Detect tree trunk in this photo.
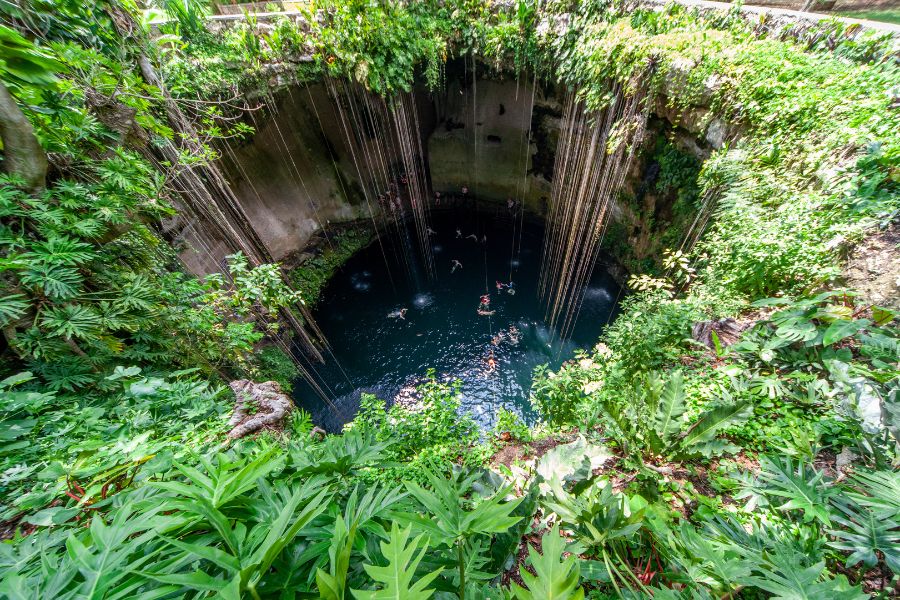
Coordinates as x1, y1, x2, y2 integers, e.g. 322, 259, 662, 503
0, 81, 47, 192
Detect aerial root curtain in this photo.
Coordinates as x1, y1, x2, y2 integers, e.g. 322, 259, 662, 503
324, 77, 436, 284
539, 81, 653, 340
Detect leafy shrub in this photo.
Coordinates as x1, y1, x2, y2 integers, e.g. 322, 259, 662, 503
254, 345, 299, 394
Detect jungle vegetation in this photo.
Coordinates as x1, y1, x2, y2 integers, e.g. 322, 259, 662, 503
0, 0, 898, 598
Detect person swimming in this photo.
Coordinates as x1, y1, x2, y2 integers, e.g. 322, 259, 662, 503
451, 259, 463, 273
426, 226, 437, 236
456, 228, 462, 238
482, 234, 487, 243
485, 351, 497, 373
496, 280, 507, 291
477, 294, 493, 316
506, 281, 516, 295
466, 233, 478, 242
388, 308, 408, 320
507, 325, 521, 345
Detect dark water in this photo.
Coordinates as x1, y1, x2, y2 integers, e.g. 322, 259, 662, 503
293, 207, 622, 431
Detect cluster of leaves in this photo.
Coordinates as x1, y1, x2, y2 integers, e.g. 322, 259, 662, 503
252, 345, 300, 394
349, 371, 485, 483
729, 291, 900, 462
0, 416, 537, 599
549, 0, 899, 304
0, 368, 228, 523
2, 1, 900, 598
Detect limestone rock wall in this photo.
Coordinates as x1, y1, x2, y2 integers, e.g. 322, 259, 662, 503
217, 84, 369, 262
175, 63, 734, 277
427, 73, 557, 213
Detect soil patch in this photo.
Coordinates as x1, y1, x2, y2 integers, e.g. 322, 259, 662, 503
843, 222, 900, 311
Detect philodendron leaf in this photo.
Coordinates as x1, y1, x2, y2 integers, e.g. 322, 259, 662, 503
511, 524, 584, 600
680, 400, 751, 451
536, 436, 611, 492
351, 523, 442, 600
654, 371, 686, 444
823, 319, 868, 346
828, 498, 900, 573
753, 456, 835, 525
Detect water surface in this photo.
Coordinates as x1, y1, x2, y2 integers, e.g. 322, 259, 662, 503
293, 207, 621, 430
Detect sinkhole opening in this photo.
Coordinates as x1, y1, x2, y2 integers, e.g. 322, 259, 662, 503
292, 207, 623, 432
209, 57, 716, 432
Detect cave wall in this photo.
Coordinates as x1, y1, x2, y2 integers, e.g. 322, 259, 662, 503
427, 73, 556, 213
172, 61, 736, 277
217, 84, 371, 262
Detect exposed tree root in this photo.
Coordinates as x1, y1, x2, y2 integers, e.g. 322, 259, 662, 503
227, 380, 293, 439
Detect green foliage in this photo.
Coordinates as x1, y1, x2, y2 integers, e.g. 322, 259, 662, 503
625, 371, 751, 460
511, 524, 584, 600
399, 468, 523, 598
351, 523, 443, 600
3, 2, 900, 599
253, 345, 300, 393
492, 407, 532, 443
350, 372, 482, 480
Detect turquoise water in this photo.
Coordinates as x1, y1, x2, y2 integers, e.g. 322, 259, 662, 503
293, 207, 622, 431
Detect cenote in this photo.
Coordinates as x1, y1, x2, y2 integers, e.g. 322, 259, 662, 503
294, 207, 623, 431
7, 0, 900, 596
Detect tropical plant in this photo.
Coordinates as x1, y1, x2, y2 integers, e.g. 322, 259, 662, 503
511, 524, 584, 600
542, 480, 645, 593
351, 523, 443, 600
399, 469, 523, 598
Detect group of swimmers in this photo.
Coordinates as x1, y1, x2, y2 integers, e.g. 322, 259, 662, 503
492, 325, 521, 347
455, 229, 487, 244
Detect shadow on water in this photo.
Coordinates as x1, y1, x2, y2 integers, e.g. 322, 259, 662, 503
292, 206, 622, 431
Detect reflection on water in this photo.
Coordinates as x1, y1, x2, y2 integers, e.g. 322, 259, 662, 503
293, 209, 622, 431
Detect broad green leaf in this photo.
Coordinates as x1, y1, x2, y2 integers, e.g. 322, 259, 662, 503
680, 401, 751, 448
511, 524, 583, 599
654, 371, 686, 443
351, 523, 442, 600
823, 319, 868, 346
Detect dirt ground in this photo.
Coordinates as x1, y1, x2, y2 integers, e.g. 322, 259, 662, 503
843, 222, 900, 311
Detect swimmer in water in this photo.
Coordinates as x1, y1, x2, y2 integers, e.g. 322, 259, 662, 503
461, 185, 469, 195
482, 234, 487, 244
506, 281, 516, 295
388, 308, 408, 320
477, 308, 496, 316
456, 228, 462, 238
451, 259, 463, 273
479, 294, 490, 308
496, 280, 507, 291
486, 351, 497, 373
507, 325, 521, 345
426, 226, 437, 236
466, 233, 478, 242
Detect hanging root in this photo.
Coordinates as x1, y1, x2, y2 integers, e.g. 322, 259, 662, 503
227, 380, 294, 439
